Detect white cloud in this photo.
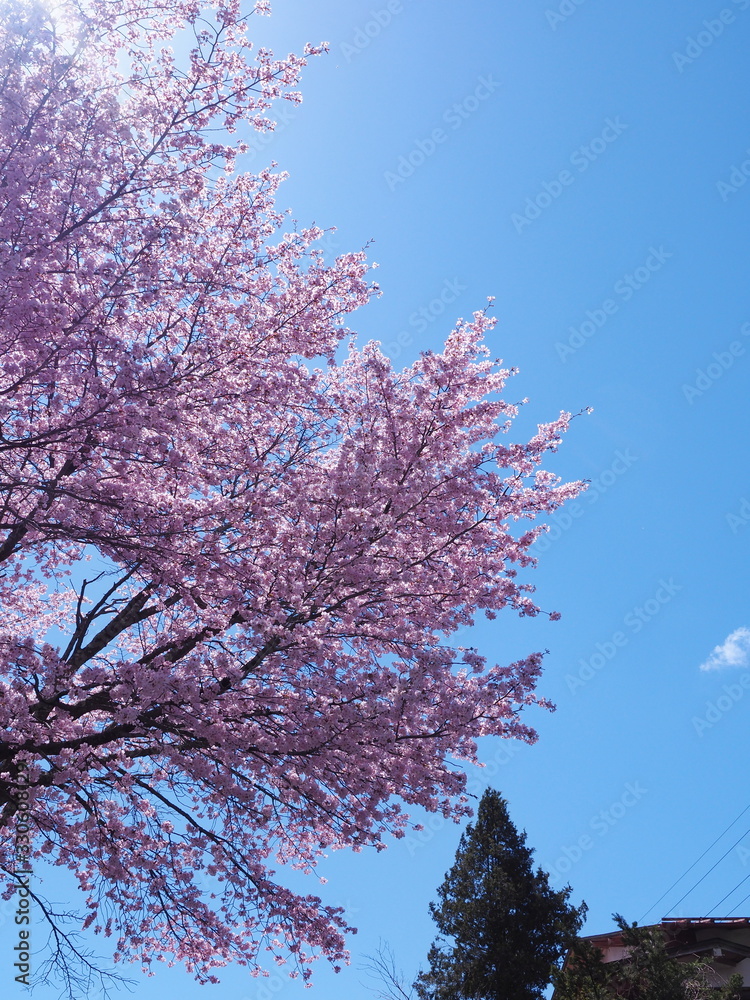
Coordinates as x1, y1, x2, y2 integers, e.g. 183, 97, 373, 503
699, 627, 750, 671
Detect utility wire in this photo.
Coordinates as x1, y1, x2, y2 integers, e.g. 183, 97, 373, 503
727, 888, 750, 917
665, 824, 750, 916
707, 871, 750, 916
640, 800, 750, 922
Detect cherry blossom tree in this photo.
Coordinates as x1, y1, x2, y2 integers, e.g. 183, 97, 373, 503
0, 0, 584, 991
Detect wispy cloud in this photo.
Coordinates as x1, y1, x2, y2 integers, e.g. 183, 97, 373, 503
699, 627, 750, 671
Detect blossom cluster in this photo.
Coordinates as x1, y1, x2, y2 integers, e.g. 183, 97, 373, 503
0, 0, 583, 986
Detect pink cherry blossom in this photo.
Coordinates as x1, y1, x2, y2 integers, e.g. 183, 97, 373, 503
0, 0, 585, 988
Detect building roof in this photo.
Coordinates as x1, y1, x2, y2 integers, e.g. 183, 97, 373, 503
582, 917, 750, 947
554, 917, 750, 999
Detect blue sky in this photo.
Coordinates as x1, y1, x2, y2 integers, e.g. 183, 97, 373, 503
5, 0, 750, 997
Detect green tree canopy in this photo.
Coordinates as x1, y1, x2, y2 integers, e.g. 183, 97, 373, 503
415, 788, 586, 1000
552, 915, 744, 1000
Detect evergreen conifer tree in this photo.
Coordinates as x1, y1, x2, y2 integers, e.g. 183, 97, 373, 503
415, 789, 586, 1000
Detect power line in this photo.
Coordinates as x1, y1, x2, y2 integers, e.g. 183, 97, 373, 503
727, 888, 750, 916
640, 800, 750, 922
707, 871, 750, 916
665, 823, 750, 916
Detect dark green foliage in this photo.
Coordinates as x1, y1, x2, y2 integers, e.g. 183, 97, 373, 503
414, 789, 586, 1000
551, 937, 611, 1000
552, 915, 744, 1000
